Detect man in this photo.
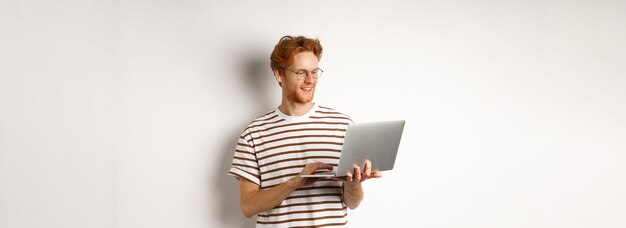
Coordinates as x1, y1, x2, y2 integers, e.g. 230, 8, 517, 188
228, 35, 382, 227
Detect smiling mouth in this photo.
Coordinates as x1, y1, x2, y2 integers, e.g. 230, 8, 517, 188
302, 87, 313, 91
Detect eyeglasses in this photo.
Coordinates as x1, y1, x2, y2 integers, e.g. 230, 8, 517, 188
284, 68, 323, 80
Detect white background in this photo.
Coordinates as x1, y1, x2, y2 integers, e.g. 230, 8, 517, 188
1, 0, 625, 227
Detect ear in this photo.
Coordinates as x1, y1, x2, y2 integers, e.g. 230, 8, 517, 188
273, 69, 283, 87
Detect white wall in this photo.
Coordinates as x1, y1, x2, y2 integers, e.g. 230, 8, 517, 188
1, 0, 625, 227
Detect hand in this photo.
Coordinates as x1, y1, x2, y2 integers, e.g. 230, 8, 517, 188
343, 160, 383, 185
293, 162, 334, 187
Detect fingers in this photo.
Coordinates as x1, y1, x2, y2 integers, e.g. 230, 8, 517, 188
317, 163, 334, 171
301, 162, 334, 176
345, 160, 382, 184
346, 173, 353, 182
353, 164, 362, 182
309, 162, 332, 171
297, 162, 334, 187
362, 160, 372, 179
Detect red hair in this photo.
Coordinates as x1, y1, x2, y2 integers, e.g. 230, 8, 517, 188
270, 35, 323, 71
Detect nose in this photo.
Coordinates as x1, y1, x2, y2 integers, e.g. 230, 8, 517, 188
303, 72, 315, 83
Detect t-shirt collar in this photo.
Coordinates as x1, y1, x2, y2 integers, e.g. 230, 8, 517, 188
275, 102, 318, 123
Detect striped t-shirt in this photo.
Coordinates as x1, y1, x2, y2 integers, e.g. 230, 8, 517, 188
229, 104, 354, 227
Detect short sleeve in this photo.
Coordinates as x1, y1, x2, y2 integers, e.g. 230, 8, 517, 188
228, 131, 261, 186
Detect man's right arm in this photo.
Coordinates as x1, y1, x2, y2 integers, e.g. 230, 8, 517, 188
239, 162, 333, 218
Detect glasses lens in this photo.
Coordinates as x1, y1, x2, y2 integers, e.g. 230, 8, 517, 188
313, 69, 323, 78
297, 71, 307, 80
290, 68, 323, 79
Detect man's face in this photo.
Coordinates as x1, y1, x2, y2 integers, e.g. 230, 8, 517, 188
276, 51, 319, 104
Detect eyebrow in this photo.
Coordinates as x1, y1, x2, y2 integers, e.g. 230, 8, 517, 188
293, 68, 320, 71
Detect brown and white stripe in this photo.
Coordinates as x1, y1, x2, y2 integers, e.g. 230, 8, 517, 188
229, 104, 354, 227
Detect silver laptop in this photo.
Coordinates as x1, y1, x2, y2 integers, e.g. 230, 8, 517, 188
301, 120, 405, 178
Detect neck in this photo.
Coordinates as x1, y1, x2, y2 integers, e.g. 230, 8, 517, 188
278, 100, 314, 116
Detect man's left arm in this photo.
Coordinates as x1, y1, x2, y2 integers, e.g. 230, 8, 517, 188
342, 160, 382, 209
